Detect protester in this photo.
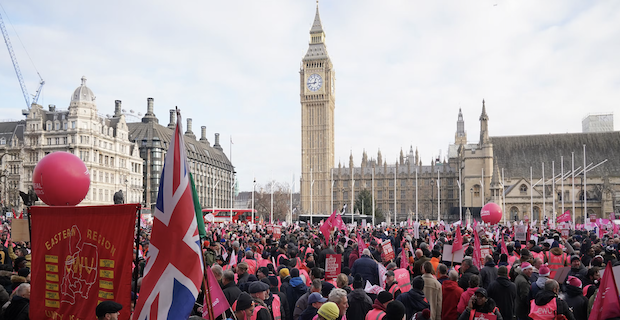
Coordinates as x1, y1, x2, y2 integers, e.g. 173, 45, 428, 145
396, 276, 430, 320
294, 279, 322, 320
515, 262, 533, 320
3, 283, 30, 320
479, 255, 498, 289
328, 288, 349, 320
300, 292, 327, 320
487, 265, 516, 320
441, 270, 463, 320
383, 300, 406, 320
529, 279, 575, 320
457, 274, 479, 314
346, 275, 372, 320
421, 261, 441, 320
457, 288, 503, 320
560, 276, 588, 320
351, 249, 379, 286
457, 258, 479, 292
317, 302, 340, 320
365, 291, 392, 320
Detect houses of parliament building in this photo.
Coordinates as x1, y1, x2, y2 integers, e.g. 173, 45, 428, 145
300, 5, 620, 223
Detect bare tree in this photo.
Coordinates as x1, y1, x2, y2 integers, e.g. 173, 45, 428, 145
254, 182, 293, 222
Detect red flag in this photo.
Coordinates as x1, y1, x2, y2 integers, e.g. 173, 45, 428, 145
320, 210, 337, 245
472, 221, 482, 269
556, 210, 571, 223
334, 213, 347, 231
452, 225, 463, 253
500, 236, 508, 255
526, 224, 531, 242
400, 244, 409, 269
589, 263, 620, 320
202, 266, 231, 319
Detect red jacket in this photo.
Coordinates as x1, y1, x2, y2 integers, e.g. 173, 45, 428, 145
442, 280, 464, 320
457, 287, 477, 314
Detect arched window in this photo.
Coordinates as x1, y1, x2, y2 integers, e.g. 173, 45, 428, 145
510, 206, 519, 221
473, 184, 481, 197
520, 184, 528, 195
533, 206, 540, 221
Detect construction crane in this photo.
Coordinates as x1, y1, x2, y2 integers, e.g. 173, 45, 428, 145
0, 10, 44, 115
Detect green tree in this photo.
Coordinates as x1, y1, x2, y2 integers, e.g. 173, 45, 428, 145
355, 189, 384, 223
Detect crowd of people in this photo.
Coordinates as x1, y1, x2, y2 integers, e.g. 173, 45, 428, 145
129, 220, 619, 320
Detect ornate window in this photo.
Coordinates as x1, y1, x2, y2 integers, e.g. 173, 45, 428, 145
520, 184, 528, 195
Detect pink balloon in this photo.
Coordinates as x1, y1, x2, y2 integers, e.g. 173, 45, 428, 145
33, 152, 90, 206
481, 202, 502, 224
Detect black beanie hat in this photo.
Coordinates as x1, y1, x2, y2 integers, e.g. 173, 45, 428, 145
353, 274, 364, 289
378, 291, 393, 304
412, 276, 424, 290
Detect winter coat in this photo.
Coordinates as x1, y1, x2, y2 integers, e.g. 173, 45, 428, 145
349, 250, 359, 269
457, 265, 480, 292
487, 276, 516, 320
532, 290, 575, 320
351, 255, 380, 286
421, 274, 442, 320
395, 288, 430, 320
412, 256, 429, 278
457, 297, 503, 320
560, 285, 588, 320
529, 276, 547, 301
346, 288, 373, 320
479, 261, 498, 289
299, 305, 319, 320
293, 290, 312, 320
222, 281, 242, 307
238, 272, 250, 285
287, 276, 309, 319
457, 287, 477, 314
514, 272, 531, 320
3, 296, 29, 320
441, 280, 463, 320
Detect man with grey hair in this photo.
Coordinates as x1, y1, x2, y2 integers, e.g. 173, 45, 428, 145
4, 283, 30, 319
479, 255, 498, 289
221, 270, 242, 307
441, 270, 463, 320
458, 258, 479, 292
351, 249, 379, 285
529, 279, 575, 320
413, 249, 429, 278
436, 263, 449, 284
211, 264, 223, 282
328, 288, 349, 320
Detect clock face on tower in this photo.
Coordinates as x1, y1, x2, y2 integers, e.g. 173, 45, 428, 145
307, 73, 323, 92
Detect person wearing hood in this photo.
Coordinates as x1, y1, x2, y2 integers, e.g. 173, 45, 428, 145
294, 279, 322, 320
529, 264, 549, 300
365, 291, 393, 320
515, 262, 533, 320
300, 292, 328, 320
559, 276, 587, 320
288, 268, 309, 319
383, 300, 406, 320
543, 242, 568, 279
479, 255, 498, 289
351, 249, 380, 286
457, 288, 503, 320
488, 266, 516, 320
396, 276, 430, 320
457, 258, 479, 292
441, 270, 463, 320
457, 274, 480, 314
346, 275, 373, 320
529, 279, 575, 320
250, 281, 275, 320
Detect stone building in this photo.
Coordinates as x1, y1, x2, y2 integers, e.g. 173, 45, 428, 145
128, 107, 235, 211
333, 101, 620, 224
0, 77, 144, 210
300, 4, 336, 216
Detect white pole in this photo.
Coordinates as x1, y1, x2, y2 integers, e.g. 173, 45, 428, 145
481, 168, 484, 206
290, 175, 294, 224
394, 167, 397, 224
331, 170, 334, 214
230, 172, 234, 222
572, 152, 575, 226
310, 168, 313, 224
501, 168, 506, 225
561, 156, 564, 214
352, 173, 355, 223
437, 169, 440, 222
213, 179, 220, 209
583, 145, 587, 225
552, 162, 555, 225
372, 167, 375, 226
542, 162, 545, 220
530, 166, 534, 220
270, 175, 274, 224
415, 168, 418, 222
252, 178, 256, 223
458, 166, 462, 222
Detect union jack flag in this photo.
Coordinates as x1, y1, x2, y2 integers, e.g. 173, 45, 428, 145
132, 110, 204, 320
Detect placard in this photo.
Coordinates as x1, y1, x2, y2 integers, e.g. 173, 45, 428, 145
515, 225, 527, 242
325, 254, 341, 279
267, 225, 273, 233
273, 226, 282, 239
480, 245, 492, 259
561, 229, 569, 239
11, 219, 30, 242
442, 244, 466, 263
362, 219, 367, 228
530, 235, 539, 244
381, 240, 395, 261
554, 267, 571, 283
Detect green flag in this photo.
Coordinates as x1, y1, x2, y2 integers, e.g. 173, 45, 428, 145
190, 172, 207, 238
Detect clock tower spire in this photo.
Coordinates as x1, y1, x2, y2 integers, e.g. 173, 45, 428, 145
300, 3, 336, 217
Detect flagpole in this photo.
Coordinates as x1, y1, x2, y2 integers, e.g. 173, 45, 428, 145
202, 264, 215, 320
501, 168, 506, 225
437, 169, 440, 223
572, 152, 575, 226
291, 174, 294, 225
270, 174, 274, 224
561, 156, 564, 215
583, 144, 587, 226
372, 167, 375, 227
542, 162, 545, 221
394, 166, 397, 225
552, 161, 555, 225
252, 177, 256, 224
458, 165, 462, 223
415, 167, 418, 222
530, 167, 534, 221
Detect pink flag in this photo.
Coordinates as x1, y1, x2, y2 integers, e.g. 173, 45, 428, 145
589, 263, 620, 320
614, 223, 619, 237
228, 249, 237, 268
320, 210, 337, 244
400, 244, 409, 269
357, 232, 365, 257
472, 221, 482, 269
500, 235, 508, 255
334, 213, 347, 231
202, 266, 231, 319
452, 226, 463, 253
556, 210, 571, 223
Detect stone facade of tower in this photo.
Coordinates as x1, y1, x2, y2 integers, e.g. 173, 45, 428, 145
300, 5, 335, 216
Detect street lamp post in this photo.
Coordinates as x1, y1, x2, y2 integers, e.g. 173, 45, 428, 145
125, 178, 129, 203
252, 178, 256, 224
212, 178, 221, 210
470, 187, 473, 210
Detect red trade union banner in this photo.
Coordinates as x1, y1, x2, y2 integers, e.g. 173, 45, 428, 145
273, 226, 282, 239
30, 204, 137, 320
381, 240, 395, 261
325, 254, 341, 279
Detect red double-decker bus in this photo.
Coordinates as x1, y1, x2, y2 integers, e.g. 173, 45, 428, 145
201, 208, 257, 224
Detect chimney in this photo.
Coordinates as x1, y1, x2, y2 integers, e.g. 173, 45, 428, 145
167, 109, 176, 129
141, 97, 159, 124
114, 100, 122, 117
199, 126, 210, 145
48, 104, 56, 112
185, 118, 196, 139
214, 133, 223, 151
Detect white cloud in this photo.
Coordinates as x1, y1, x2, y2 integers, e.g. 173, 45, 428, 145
0, 0, 619, 191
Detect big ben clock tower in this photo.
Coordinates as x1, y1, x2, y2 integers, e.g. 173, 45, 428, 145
301, 3, 335, 219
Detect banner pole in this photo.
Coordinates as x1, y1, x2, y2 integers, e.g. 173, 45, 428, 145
133, 205, 141, 301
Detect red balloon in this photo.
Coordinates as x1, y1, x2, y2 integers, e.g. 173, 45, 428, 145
33, 152, 90, 206
481, 202, 503, 224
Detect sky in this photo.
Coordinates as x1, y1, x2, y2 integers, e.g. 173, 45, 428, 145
1, 0, 619, 192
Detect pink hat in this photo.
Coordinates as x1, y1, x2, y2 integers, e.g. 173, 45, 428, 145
567, 276, 582, 288
521, 262, 533, 270
538, 264, 550, 277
